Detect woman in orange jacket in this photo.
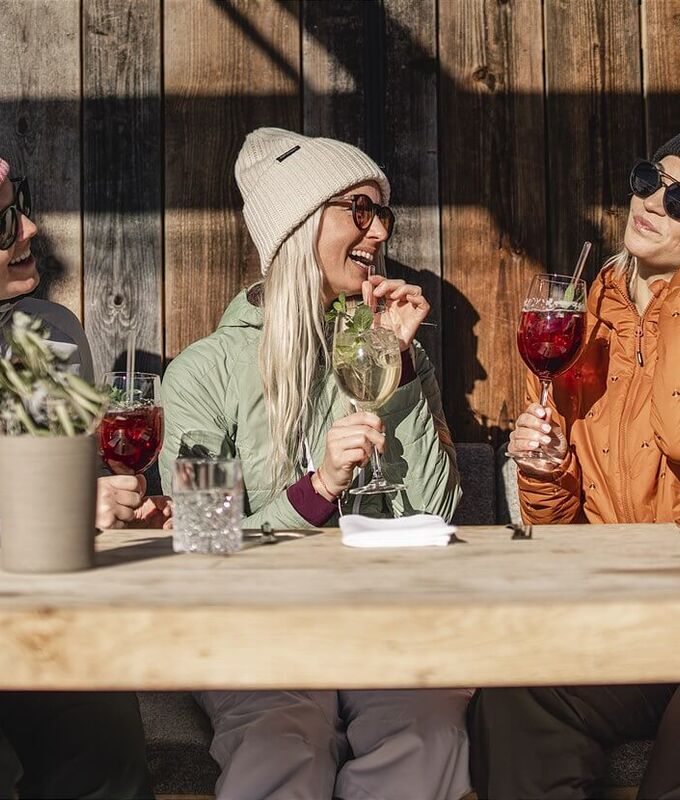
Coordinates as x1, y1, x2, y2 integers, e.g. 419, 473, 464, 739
468, 135, 680, 798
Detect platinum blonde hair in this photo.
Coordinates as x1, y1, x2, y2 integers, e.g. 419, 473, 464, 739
259, 203, 387, 493
605, 245, 638, 300
259, 207, 328, 493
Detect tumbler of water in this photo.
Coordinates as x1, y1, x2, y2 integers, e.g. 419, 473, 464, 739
171, 458, 243, 555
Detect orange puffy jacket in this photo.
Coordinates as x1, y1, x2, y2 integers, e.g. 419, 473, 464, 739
519, 264, 680, 524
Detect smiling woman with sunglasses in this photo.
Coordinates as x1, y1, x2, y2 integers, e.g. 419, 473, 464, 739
470, 134, 680, 799
160, 127, 468, 800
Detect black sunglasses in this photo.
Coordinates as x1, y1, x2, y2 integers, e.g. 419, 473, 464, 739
629, 160, 680, 220
326, 193, 395, 240
0, 177, 32, 251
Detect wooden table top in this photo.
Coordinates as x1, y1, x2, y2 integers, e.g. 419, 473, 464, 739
1, 523, 680, 690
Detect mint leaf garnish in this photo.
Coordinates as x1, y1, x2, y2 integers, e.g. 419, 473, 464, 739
349, 304, 373, 334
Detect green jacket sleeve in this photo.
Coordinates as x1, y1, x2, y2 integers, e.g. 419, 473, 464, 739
160, 346, 321, 531
379, 341, 462, 522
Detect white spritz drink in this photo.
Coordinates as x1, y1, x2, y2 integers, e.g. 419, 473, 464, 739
331, 297, 405, 495
333, 328, 401, 410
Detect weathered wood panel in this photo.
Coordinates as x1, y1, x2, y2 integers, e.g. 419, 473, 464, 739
439, 0, 546, 446
383, 0, 442, 380
642, 0, 680, 154
302, 0, 366, 146
0, 0, 81, 316
545, 0, 643, 282
163, 0, 301, 360
0, 0, 670, 446
82, 0, 163, 378
303, 0, 442, 378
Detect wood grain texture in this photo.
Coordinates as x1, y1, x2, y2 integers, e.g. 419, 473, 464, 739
1, 525, 680, 689
302, 0, 366, 146
439, 0, 546, 447
642, 0, 680, 152
545, 0, 643, 282
383, 0, 442, 380
0, 0, 81, 315
163, 0, 300, 360
303, 0, 443, 378
82, 0, 163, 378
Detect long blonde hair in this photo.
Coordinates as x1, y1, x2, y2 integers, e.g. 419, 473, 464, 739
259, 207, 329, 493
259, 206, 388, 492
605, 245, 638, 300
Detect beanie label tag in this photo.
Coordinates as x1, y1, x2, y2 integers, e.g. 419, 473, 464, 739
276, 145, 300, 162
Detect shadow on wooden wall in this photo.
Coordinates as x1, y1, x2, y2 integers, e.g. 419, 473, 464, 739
2, 0, 679, 450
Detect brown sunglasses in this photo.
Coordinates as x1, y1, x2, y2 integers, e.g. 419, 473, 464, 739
326, 193, 395, 239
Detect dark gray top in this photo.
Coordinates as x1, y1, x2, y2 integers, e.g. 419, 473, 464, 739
0, 296, 93, 382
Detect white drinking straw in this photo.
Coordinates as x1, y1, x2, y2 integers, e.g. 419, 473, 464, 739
571, 241, 592, 285
125, 328, 136, 405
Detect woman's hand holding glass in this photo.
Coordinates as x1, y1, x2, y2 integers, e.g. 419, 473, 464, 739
508, 403, 569, 476
312, 411, 386, 500
362, 275, 430, 350
96, 474, 173, 530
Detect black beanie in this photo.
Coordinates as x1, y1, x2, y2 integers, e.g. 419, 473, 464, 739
653, 133, 680, 162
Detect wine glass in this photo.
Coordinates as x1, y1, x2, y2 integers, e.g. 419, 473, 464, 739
516, 273, 587, 462
332, 304, 405, 494
98, 372, 164, 475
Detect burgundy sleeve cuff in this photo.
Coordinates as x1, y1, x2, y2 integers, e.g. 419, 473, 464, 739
286, 472, 337, 527
398, 348, 417, 387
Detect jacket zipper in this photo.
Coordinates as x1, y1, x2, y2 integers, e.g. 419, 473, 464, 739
634, 325, 644, 367
612, 283, 650, 522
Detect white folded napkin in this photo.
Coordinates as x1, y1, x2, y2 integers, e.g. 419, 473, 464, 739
339, 513, 456, 548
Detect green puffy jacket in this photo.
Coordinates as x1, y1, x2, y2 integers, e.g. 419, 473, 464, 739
160, 289, 461, 527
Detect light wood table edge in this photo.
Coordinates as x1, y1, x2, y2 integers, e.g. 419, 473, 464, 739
1, 597, 680, 690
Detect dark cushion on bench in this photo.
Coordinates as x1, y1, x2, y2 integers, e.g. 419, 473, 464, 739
452, 443, 495, 525
607, 739, 653, 788
138, 691, 218, 795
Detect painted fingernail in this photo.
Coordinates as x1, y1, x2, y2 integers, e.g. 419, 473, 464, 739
529, 440, 539, 448
542, 424, 551, 433
541, 435, 551, 444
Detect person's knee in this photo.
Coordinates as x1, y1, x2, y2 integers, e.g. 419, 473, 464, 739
469, 687, 535, 731
210, 692, 342, 767
71, 696, 153, 800
39, 737, 152, 800
252, 696, 338, 750
88, 746, 153, 800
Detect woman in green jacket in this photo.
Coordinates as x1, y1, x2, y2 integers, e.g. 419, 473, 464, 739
161, 128, 469, 800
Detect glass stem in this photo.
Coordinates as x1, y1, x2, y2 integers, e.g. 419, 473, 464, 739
371, 446, 385, 481
539, 379, 551, 407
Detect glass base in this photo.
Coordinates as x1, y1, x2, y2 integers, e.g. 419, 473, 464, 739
512, 449, 563, 468
350, 478, 406, 496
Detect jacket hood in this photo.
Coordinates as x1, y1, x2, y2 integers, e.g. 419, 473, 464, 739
588, 265, 638, 332
216, 287, 263, 331
589, 264, 670, 333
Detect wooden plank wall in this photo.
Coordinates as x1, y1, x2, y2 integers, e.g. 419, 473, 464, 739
1, 0, 680, 448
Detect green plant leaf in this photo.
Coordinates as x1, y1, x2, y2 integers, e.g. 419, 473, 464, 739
349, 304, 374, 333
326, 293, 348, 324
0, 312, 109, 436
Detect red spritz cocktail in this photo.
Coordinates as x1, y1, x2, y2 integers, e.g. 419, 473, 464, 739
515, 274, 587, 462
98, 372, 163, 475
517, 309, 586, 381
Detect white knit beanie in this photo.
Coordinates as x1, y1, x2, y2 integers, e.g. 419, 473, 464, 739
235, 128, 390, 275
